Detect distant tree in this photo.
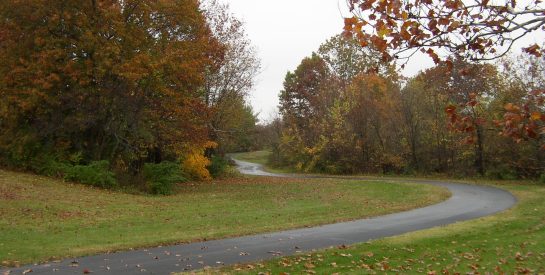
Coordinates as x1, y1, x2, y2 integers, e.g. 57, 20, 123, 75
317, 35, 383, 84
279, 53, 333, 137
201, 0, 261, 153
212, 95, 258, 153
433, 60, 503, 174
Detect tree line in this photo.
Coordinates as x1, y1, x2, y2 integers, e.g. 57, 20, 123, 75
268, 34, 544, 179
0, 0, 260, 193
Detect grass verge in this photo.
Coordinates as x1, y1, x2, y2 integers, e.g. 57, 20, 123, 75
197, 182, 545, 274
0, 169, 449, 267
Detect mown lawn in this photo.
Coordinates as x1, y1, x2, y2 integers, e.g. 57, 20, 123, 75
201, 182, 545, 274
0, 169, 449, 267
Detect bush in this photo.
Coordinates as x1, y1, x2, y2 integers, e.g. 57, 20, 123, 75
540, 173, 545, 185
207, 155, 229, 178
143, 162, 187, 195
485, 166, 518, 180
30, 156, 70, 177
64, 160, 117, 188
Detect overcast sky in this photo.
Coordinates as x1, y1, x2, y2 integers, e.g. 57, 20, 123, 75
225, 0, 544, 122
226, 0, 359, 122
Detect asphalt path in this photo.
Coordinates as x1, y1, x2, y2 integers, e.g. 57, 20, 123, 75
1, 159, 516, 274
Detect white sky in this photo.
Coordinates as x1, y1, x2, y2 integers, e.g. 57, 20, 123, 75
227, 0, 363, 122
225, 0, 544, 123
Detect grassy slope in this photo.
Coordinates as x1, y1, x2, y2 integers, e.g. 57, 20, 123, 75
0, 169, 449, 267
203, 182, 545, 274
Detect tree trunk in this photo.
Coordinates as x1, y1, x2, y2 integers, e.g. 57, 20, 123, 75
475, 126, 485, 175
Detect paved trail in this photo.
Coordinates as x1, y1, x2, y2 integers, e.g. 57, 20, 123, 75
1, 159, 516, 274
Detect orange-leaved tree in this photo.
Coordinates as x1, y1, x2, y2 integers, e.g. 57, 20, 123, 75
0, 0, 221, 177
344, 0, 545, 149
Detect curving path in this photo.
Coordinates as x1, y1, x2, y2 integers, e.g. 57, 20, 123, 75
1, 159, 516, 275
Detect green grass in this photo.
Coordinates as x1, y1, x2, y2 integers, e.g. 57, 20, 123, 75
0, 169, 449, 267
199, 182, 545, 274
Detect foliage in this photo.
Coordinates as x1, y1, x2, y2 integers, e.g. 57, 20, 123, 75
344, 0, 545, 148
207, 155, 230, 178
180, 142, 218, 181
271, 34, 545, 177
485, 165, 518, 180
64, 161, 117, 189
0, 0, 251, 183
143, 162, 187, 195
211, 95, 259, 153
276, 35, 406, 174
344, 0, 545, 62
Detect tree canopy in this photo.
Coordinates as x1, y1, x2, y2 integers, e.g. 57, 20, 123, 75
0, 0, 261, 191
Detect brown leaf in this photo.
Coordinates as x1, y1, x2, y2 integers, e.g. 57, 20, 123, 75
530, 112, 542, 121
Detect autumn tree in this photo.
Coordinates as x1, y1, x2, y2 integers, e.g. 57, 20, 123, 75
276, 36, 404, 173
211, 95, 258, 153
344, 0, 545, 148
271, 33, 541, 177
344, 73, 403, 173
317, 35, 383, 84
276, 53, 335, 169
490, 54, 545, 175
0, 0, 221, 182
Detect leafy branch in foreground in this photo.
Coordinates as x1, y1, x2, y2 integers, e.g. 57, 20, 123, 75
345, 0, 545, 63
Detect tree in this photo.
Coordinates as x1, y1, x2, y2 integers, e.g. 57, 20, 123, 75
200, 0, 261, 153
432, 60, 503, 174
211, 94, 258, 153
345, 0, 545, 149
317, 35, 383, 84
496, 54, 545, 150
279, 53, 334, 137
0, 0, 220, 177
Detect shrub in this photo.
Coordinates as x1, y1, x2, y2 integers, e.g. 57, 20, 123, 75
143, 162, 187, 195
207, 155, 229, 178
182, 152, 212, 180
540, 173, 545, 185
29, 155, 70, 177
64, 160, 117, 188
485, 166, 518, 180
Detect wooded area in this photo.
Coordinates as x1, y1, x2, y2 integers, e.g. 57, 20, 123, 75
267, 34, 544, 178
0, 0, 543, 191
259, 0, 545, 179
0, 0, 260, 193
